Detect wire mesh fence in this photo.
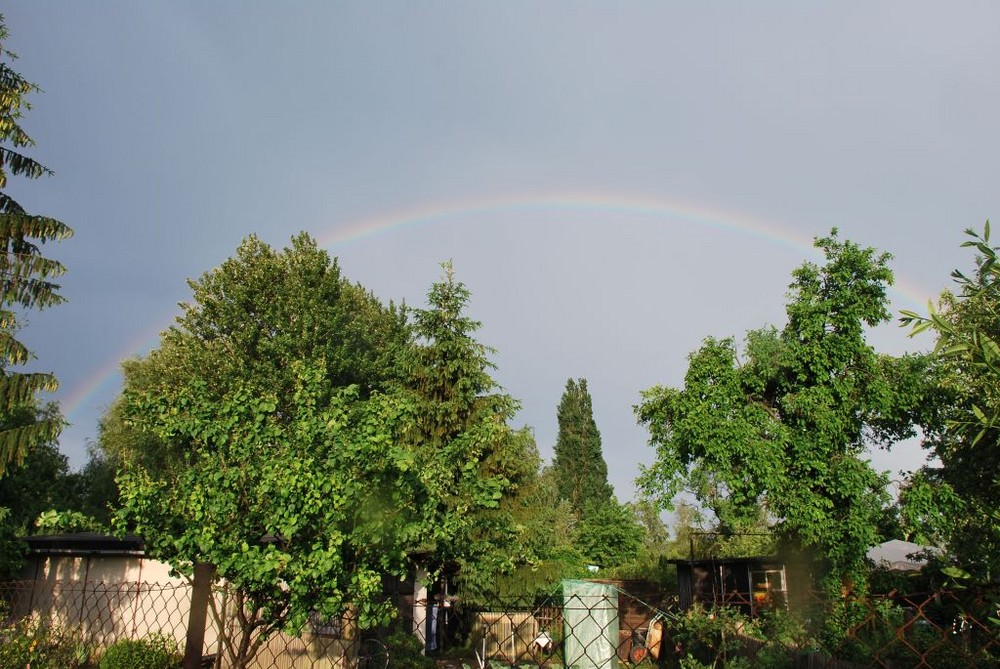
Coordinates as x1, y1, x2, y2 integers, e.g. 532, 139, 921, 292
663, 586, 1000, 668
431, 580, 680, 669
0, 579, 390, 669
2, 577, 1000, 668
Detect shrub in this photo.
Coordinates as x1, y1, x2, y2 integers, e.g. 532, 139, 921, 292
385, 623, 435, 669
98, 634, 181, 669
0, 617, 92, 669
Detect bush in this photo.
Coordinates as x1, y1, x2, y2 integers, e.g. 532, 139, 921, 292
98, 634, 181, 669
0, 617, 92, 669
385, 623, 435, 669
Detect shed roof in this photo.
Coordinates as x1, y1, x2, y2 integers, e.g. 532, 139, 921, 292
865, 539, 941, 571
24, 532, 145, 555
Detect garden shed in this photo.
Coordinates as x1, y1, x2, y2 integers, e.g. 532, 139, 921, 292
670, 556, 789, 617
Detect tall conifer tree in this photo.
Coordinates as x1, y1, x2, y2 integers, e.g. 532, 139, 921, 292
552, 378, 612, 516
407, 262, 523, 570
0, 17, 72, 473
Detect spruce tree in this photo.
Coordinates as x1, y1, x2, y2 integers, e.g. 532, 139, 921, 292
407, 262, 523, 571
552, 378, 613, 517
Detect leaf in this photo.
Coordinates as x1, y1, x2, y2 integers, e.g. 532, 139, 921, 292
980, 333, 1000, 363
942, 566, 971, 581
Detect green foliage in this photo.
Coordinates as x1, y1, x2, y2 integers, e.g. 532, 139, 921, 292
901, 223, 1000, 577
608, 500, 676, 586
672, 605, 759, 668
101, 233, 407, 474
552, 378, 612, 516
671, 604, 821, 669
384, 623, 436, 669
404, 262, 527, 579
0, 506, 25, 579
0, 16, 72, 474
110, 235, 416, 669
0, 422, 96, 577
638, 231, 910, 589
572, 499, 642, 569
0, 618, 92, 669
895, 469, 963, 547
116, 366, 420, 667
97, 635, 180, 669
114, 254, 529, 668
461, 463, 588, 601
70, 446, 120, 524
34, 508, 105, 534
0, 432, 74, 529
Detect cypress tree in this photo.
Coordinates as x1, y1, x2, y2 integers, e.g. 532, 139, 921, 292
552, 378, 613, 516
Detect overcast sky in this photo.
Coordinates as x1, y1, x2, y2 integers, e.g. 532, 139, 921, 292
5, 2, 998, 500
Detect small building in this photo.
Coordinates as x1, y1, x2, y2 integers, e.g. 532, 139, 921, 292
669, 556, 789, 617
12, 533, 376, 668
866, 539, 942, 572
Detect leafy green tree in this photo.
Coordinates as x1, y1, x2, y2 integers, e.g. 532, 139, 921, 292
114, 254, 532, 666
100, 233, 408, 472
895, 470, 965, 547
0, 416, 107, 577
0, 431, 75, 530
630, 499, 671, 558
552, 378, 613, 516
68, 445, 120, 525
901, 223, 1000, 577
0, 409, 63, 578
116, 365, 422, 668
637, 231, 915, 590
664, 502, 705, 559
0, 16, 72, 473
109, 236, 416, 668
460, 444, 586, 600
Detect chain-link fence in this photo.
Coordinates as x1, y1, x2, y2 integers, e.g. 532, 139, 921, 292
0, 579, 389, 669
3, 577, 1000, 668
665, 586, 1000, 668
429, 580, 680, 669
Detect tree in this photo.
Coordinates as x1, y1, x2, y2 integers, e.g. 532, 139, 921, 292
637, 231, 916, 590
551, 378, 612, 516
0, 412, 108, 578
110, 236, 416, 668
901, 223, 1000, 577
572, 498, 642, 569
116, 365, 423, 668
0, 16, 72, 473
459, 441, 585, 600
100, 233, 408, 472
0, 432, 75, 531
403, 262, 528, 579
114, 252, 530, 666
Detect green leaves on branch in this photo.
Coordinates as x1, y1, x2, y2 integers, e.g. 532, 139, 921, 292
117, 364, 420, 637
899, 222, 1000, 577
638, 231, 905, 586
111, 250, 529, 665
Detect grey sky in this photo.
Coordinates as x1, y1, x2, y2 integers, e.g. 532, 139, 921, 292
5, 2, 998, 499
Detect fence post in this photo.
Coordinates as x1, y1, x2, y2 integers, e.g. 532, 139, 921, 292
183, 562, 215, 669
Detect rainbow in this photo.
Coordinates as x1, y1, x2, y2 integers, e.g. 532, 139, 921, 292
59, 191, 938, 425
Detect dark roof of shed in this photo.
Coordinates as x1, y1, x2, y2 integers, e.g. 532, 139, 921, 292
24, 532, 145, 555
666, 555, 781, 567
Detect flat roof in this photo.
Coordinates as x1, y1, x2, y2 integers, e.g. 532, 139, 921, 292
24, 533, 145, 555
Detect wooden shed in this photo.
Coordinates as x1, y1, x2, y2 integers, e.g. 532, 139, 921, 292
669, 556, 788, 617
